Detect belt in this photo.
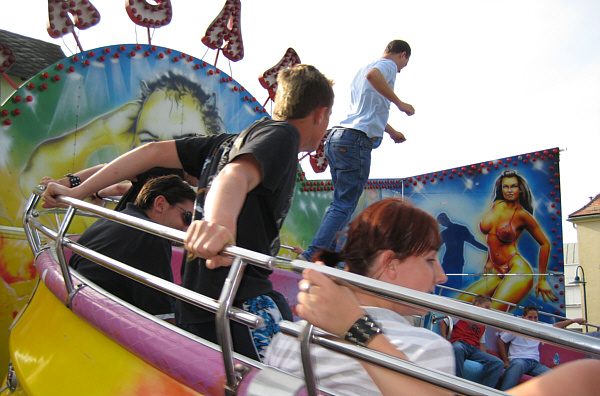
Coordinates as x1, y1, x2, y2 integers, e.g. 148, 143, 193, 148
332, 127, 378, 142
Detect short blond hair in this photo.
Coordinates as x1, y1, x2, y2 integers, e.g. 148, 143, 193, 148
273, 65, 334, 120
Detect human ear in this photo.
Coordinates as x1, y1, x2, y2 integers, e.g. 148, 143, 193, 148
153, 195, 167, 212
313, 107, 328, 125
381, 250, 399, 280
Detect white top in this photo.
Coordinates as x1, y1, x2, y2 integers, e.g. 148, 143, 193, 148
339, 58, 398, 145
265, 307, 455, 396
499, 323, 550, 361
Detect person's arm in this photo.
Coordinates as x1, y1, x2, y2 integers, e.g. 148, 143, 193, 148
497, 336, 511, 369
365, 68, 414, 116
509, 360, 600, 396
90, 182, 133, 205
479, 342, 487, 353
553, 318, 585, 329
479, 330, 487, 352
184, 154, 262, 269
40, 163, 107, 188
384, 124, 407, 143
42, 141, 182, 207
291, 246, 305, 257
523, 212, 554, 302
439, 320, 449, 339
41, 164, 132, 205
297, 269, 451, 396
96, 182, 132, 198
355, 334, 450, 396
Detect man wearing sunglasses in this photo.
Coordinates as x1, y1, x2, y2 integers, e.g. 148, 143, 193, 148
69, 175, 195, 323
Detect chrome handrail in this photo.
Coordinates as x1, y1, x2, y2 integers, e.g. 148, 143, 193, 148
436, 285, 518, 312
299, 322, 318, 396
24, 189, 600, 396
279, 260, 600, 394
437, 284, 595, 325
217, 256, 247, 395
28, 187, 277, 270
23, 188, 272, 393
430, 314, 454, 340
22, 192, 43, 256
55, 205, 77, 301
282, 260, 600, 358
24, 196, 263, 329
280, 321, 509, 396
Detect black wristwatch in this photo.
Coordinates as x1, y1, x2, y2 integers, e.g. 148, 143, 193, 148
66, 173, 81, 188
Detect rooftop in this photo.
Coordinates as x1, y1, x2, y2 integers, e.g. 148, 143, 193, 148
0, 29, 65, 80
568, 193, 600, 219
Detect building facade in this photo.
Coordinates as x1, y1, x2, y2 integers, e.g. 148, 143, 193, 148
567, 194, 600, 332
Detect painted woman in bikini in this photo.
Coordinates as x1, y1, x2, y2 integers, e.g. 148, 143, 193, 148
459, 170, 554, 311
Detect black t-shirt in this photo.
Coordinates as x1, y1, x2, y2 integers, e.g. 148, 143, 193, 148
70, 203, 174, 315
175, 117, 300, 323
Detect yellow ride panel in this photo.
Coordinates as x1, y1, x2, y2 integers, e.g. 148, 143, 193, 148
4, 281, 203, 396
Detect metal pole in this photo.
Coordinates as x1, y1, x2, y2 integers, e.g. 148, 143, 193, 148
579, 266, 589, 333
216, 257, 246, 395
287, 260, 600, 357
571, 265, 589, 332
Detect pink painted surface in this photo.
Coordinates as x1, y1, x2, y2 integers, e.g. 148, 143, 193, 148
171, 247, 184, 285
270, 268, 303, 321
38, 248, 319, 395
61, 242, 587, 391
36, 248, 253, 395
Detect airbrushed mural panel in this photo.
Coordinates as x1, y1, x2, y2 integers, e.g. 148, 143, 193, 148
282, 149, 565, 320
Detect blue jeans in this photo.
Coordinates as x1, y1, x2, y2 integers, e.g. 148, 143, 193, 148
500, 358, 550, 390
303, 128, 373, 260
452, 340, 504, 388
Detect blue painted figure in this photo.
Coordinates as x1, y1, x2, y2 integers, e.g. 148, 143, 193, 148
436, 212, 487, 291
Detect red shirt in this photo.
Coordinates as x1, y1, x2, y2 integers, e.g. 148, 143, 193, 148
450, 319, 485, 347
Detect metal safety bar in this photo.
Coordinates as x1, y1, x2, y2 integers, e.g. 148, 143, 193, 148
437, 285, 518, 313
430, 314, 454, 340
299, 322, 318, 396
281, 321, 509, 396
24, 193, 264, 329
279, 260, 600, 394
282, 260, 600, 358
24, 189, 600, 396
27, 187, 277, 270
23, 188, 276, 393
217, 256, 246, 394
437, 284, 600, 329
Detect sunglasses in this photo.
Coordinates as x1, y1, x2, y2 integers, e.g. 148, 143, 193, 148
174, 204, 193, 226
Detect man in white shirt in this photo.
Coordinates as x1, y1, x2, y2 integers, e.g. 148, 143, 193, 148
497, 305, 585, 390
300, 40, 414, 261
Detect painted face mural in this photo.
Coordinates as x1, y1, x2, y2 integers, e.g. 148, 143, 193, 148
0, 45, 266, 364
2, 44, 266, 224
502, 176, 521, 202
